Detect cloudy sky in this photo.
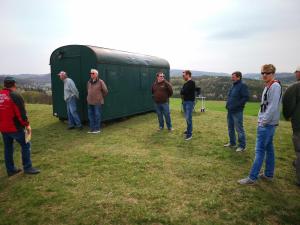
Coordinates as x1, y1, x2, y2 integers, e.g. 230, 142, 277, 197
1, 0, 300, 74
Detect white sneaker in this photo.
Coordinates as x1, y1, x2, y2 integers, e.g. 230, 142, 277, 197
238, 177, 255, 185
92, 130, 101, 134
87, 130, 94, 134
236, 147, 246, 152
224, 143, 236, 148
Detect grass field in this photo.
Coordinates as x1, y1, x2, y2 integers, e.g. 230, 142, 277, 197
0, 99, 299, 225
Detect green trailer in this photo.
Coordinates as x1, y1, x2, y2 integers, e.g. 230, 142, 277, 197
49, 45, 170, 121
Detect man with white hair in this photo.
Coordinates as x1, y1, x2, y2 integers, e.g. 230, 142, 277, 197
87, 69, 108, 134
282, 66, 300, 187
58, 71, 82, 130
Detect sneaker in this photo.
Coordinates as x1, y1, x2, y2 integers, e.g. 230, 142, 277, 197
236, 147, 246, 152
77, 126, 83, 130
168, 128, 174, 131
157, 127, 163, 131
183, 131, 187, 135
24, 167, 40, 175
87, 130, 94, 134
259, 173, 273, 181
185, 135, 192, 141
67, 126, 75, 130
224, 143, 236, 148
92, 130, 101, 134
7, 168, 22, 177
238, 177, 256, 185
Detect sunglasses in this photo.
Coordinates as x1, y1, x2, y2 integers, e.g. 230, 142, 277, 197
261, 72, 273, 75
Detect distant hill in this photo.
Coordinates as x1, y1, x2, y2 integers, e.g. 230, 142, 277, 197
170, 69, 229, 77
171, 69, 296, 85
0, 71, 296, 102
0, 74, 51, 91
170, 76, 289, 102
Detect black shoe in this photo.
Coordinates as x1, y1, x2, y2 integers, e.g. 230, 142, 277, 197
77, 126, 83, 130
24, 167, 40, 175
67, 126, 75, 130
7, 168, 22, 177
292, 160, 296, 168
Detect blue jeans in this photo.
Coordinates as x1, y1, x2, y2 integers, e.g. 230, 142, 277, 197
88, 104, 102, 131
66, 96, 82, 128
154, 102, 172, 129
183, 101, 194, 136
249, 125, 276, 180
1, 130, 32, 173
227, 111, 246, 148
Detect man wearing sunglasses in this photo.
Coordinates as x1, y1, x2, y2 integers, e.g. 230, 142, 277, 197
282, 66, 300, 187
239, 64, 282, 185
151, 72, 173, 131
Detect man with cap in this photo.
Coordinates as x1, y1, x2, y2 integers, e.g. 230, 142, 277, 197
282, 66, 300, 187
58, 71, 82, 130
0, 77, 40, 176
86, 69, 108, 134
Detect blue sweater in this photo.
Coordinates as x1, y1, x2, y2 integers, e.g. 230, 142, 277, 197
226, 80, 249, 112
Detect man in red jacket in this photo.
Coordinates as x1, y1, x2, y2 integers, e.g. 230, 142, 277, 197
0, 77, 40, 176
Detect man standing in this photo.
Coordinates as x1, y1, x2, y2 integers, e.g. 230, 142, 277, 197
0, 77, 40, 176
152, 72, 173, 131
181, 70, 196, 140
282, 66, 300, 187
224, 71, 249, 152
58, 71, 82, 130
238, 64, 282, 185
87, 69, 108, 134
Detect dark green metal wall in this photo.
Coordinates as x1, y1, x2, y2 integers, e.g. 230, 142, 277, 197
50, 45, 170, 121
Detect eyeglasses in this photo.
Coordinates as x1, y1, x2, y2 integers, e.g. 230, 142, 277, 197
261, 72, 273, 75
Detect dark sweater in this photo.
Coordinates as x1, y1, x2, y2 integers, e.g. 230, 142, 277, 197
180, 80, 196, 101
226, 80, 249, 112
282, 81, 300, 132
151, 80, 173, 103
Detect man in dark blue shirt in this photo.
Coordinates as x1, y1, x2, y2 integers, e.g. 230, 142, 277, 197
181, 70, 196, 140
224, 71, 249, 152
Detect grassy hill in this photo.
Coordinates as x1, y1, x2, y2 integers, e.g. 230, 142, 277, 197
0, 100, 299, 225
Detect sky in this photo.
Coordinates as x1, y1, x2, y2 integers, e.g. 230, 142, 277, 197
1, 0, 300, 74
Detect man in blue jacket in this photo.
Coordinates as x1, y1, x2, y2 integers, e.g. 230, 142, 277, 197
224, 71, 249, 152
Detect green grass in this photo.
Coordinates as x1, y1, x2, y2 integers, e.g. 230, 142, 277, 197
0, 100, 299, 225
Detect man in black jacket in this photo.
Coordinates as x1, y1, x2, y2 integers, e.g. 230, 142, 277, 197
282, 66, 300, 187
224, 71, 249, 152
181, 70, 195, 140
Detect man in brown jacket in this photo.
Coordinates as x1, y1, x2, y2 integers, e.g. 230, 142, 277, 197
87, 69, 108, 134
151, 72, 173, 131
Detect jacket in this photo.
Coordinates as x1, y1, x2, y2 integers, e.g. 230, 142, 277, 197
87, 78, 108, 105
258, 81, 282, 126
226, 80, 249, 112
151, 80, 173, 103
0, 88, 29, 133
180, 80, 196, 101
282, 81, 300, 132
